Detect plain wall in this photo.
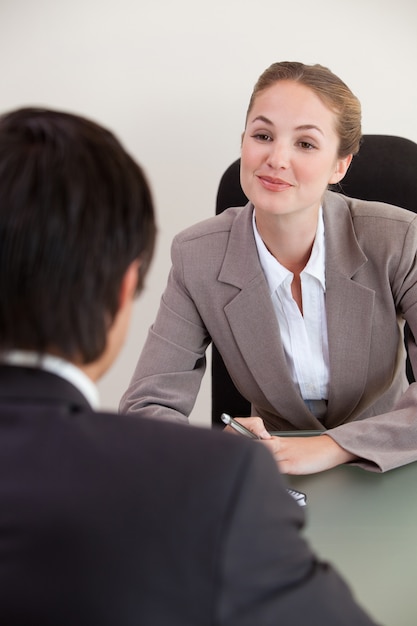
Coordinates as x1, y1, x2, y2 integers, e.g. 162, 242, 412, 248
1, 0, 416, 427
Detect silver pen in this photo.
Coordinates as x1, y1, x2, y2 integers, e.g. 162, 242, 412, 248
221, 413, 260, 439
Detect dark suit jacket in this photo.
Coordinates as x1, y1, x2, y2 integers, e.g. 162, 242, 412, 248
0, 364, 376, 625
120, 191, 417, 472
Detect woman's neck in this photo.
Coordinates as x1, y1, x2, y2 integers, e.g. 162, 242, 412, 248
254, 207, 319, 275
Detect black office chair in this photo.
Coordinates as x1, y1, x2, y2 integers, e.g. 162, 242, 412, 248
212, 135, 417, 427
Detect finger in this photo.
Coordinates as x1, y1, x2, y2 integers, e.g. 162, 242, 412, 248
236, 417, 271, 439
224, 425, 239, 436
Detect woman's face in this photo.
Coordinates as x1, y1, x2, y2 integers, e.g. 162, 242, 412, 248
240, 80, 351, 220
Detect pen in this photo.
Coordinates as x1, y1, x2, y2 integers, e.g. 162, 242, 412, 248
221, 412, 261, 439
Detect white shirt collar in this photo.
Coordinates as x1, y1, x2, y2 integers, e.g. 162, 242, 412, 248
252, 206, 326, 294
0, 350, 99, 409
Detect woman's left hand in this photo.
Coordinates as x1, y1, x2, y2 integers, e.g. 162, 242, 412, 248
261, 434, 357, 475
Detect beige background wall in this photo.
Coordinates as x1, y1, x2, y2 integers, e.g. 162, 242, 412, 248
1, 0, 416, 427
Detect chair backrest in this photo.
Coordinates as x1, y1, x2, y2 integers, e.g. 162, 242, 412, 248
212, 135, 417, 426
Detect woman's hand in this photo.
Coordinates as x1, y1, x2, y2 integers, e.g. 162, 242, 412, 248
261, 434, 357, 475
227, 417, 356, 475
224, 416, 271, 439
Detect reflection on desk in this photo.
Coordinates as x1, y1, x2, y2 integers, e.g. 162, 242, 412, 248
288, 462, 417, 626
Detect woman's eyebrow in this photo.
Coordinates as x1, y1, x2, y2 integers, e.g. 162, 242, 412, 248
249, 117, 324, 136
250, 115, 273, 125
296, 124, 324, 136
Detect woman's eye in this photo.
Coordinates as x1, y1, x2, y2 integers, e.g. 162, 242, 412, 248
298, 141, 316, 150
252, 133, 272, 142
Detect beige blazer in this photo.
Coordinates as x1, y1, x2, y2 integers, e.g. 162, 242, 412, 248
121, 191, 417, 472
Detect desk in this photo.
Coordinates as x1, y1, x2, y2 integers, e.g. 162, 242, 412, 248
288, 462, 417, 626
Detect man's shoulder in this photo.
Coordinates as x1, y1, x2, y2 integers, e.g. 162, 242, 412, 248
98, 410, 255, 457
95, 411, 281, 491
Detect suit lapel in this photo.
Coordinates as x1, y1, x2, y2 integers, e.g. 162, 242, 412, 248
218, 204, 327, 429
323, 192, 375, 426
224, 284, 322, 428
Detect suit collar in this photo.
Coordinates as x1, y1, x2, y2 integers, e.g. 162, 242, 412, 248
0, 365, 94, 412
322, 190, 368, 276
218, 193, 369, 287
218, 202, 263, 288
1, 351, 99, 409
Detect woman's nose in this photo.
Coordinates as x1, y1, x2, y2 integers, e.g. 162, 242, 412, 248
266, 142, 290, 169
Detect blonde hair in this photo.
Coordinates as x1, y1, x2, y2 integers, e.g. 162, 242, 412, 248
246, 61, 362, 157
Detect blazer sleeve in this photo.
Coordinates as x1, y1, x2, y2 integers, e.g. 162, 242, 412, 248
327, 215, 417, 473
216, 443, 379, 626
326, 385, 417, 473
119, 236, 211, 422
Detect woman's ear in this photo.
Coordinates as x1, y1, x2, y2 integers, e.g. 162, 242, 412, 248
329, 154, 353, 185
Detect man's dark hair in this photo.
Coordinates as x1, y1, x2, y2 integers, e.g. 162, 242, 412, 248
0, 107, 156, 363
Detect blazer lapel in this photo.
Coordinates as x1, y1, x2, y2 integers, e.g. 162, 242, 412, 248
218, 204, 326, 429
323, 192, 375, 426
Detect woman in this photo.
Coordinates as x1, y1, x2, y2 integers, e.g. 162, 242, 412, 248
120, 61, 417, 474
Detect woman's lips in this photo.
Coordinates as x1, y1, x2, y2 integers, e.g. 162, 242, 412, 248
257, 175, 293, 192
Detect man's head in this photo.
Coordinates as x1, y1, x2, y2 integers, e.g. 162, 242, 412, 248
0, 107, 156, 367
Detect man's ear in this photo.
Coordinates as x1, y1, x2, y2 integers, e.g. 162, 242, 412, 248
329, 154, 353, 185
118, 260, 141, 310
83, 260, 142, 383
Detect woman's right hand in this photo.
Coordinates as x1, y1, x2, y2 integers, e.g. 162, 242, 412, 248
224, 416, 272, 440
